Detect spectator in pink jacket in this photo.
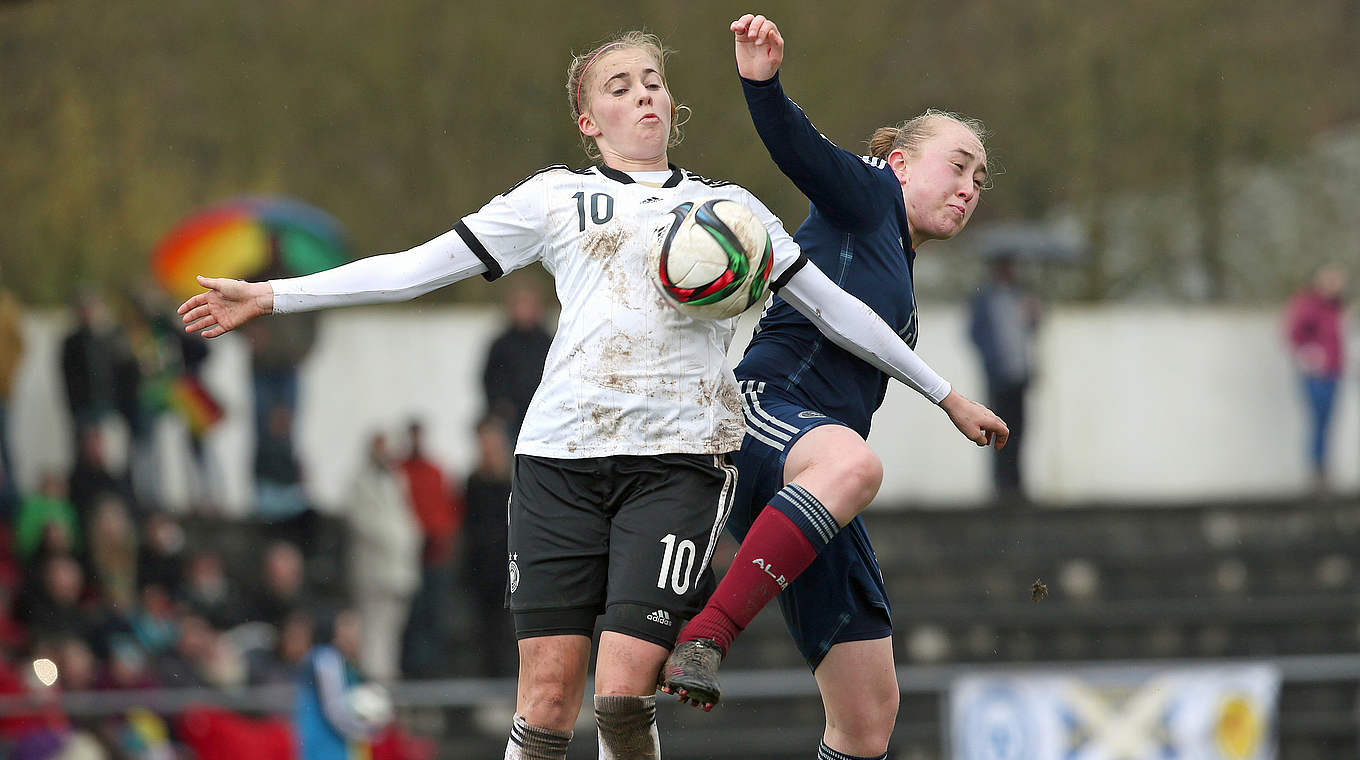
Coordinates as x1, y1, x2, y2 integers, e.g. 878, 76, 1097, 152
1284, 264, 1348, 493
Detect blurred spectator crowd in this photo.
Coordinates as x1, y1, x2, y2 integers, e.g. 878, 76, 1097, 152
0, 273, 547, 760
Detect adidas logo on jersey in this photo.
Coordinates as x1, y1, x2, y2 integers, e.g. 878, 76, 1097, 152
752, 558, 789, 590
641, 196, 664, 204
646, 609, 672, 627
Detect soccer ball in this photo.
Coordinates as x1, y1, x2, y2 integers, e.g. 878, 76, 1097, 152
347, 682, 394, 728
649, 199, 774, 320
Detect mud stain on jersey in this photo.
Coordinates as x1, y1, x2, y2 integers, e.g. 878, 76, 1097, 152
695, 377, 743, 418
592, 330, 674, 397
583, 226, 629, 263
649, 286, 673, 314
586, 402, 627, 440
696, 377, 746, 453
717, 382, 743, 418
584, 225, 655, 313
597, 371, 677, 397
614, 247, 655, 310
598, 331, 635, 369
701, 423, 745, 453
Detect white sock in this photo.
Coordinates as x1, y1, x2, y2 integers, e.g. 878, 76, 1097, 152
505, 713, 572, 760
594, 694, 659, 760
818, 741, 887, 760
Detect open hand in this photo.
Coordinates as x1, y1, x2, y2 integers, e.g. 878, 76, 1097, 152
730, 14, 784, 82
177, 276, 274, 338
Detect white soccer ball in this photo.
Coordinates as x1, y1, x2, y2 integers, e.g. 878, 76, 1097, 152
648, 198, 774, 320
347, 682, 394, 728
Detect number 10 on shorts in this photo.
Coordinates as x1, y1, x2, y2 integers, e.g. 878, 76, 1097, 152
657, 534, 697, 595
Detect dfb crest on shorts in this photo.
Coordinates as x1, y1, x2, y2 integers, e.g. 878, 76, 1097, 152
508, 553, 520, 594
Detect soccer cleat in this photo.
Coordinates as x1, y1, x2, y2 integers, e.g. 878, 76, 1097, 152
659, 638, 723, 711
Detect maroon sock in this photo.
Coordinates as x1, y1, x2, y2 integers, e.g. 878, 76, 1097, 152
679, 505, 822, 654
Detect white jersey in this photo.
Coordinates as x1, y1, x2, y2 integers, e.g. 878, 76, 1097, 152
455, 164, 806, 459
271, 163, 950, 458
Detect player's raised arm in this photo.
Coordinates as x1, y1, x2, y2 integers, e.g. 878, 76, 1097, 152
731, 14, 891, 232
778, 261, 1009, 449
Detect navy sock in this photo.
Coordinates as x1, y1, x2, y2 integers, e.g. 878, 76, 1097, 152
769, 482, 840, 551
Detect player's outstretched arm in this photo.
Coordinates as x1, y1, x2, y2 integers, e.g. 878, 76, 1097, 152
779, 262, 1008, 449
179, 226, 495, 337
178, 277, 273, 338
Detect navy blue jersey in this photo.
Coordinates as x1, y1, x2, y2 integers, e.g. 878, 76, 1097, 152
736, 73, 918, 438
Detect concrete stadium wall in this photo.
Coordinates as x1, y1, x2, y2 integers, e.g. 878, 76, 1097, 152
8, 304, 1358, 514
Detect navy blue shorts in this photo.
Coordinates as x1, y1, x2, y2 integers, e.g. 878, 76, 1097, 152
729, 381, 893, 671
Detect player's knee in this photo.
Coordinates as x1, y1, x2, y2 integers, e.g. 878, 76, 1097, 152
520, 655, 578, 699
826, 686, 898, 748
876, 686, 900, 727
521, 679, 580, 722
517, 634, 590, 723
833, 447, 882, 507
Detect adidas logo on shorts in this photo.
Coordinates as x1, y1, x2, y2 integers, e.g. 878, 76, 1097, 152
646, 609, 672, 627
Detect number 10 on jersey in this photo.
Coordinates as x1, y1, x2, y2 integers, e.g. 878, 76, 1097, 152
572, 191, 614, 231
657, 534, 697, 595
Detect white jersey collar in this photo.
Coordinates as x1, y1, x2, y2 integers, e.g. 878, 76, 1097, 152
596, 163, 683, 188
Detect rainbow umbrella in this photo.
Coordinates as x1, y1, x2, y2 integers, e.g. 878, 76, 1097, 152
153, 196, 350, 301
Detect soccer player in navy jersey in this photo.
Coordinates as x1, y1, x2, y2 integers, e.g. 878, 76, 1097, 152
176, 29, 1005, 760
662, 15, 1007, 760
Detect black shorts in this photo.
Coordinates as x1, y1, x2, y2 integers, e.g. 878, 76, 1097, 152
508, 453, 738, 649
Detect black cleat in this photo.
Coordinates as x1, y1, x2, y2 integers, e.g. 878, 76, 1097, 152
659, 638, 723, 711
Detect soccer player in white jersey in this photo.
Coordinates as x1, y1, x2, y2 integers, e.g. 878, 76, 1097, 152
177, 30, 1007, 760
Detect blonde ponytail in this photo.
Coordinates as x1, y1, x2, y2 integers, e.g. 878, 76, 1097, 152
868, 127, 901, 160
868, 110, 990, 173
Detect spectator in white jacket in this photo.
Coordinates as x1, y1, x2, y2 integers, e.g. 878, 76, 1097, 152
345, 432, 421, 683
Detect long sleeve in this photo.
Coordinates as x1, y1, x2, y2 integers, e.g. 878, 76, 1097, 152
269, 227, 489, 314
741, 73, 894, 233
780, 261, 951, 403
313, 648, 376, 741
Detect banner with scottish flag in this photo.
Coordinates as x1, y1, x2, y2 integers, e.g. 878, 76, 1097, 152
949, 663, 1278, 760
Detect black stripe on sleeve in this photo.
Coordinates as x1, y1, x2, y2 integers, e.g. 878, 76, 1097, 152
453, 220, 503, 282
770, 252, 808, 293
